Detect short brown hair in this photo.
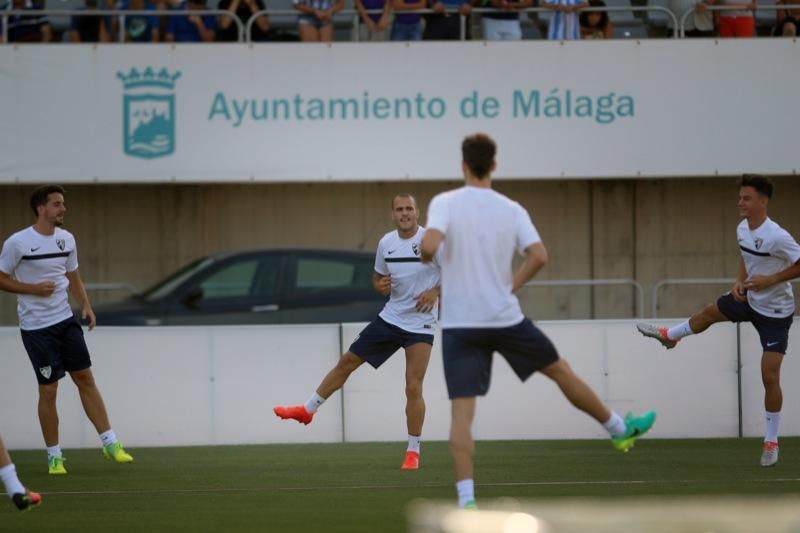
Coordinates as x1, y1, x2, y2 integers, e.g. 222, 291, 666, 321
462, 133, 496, 179
739, 174, 773, 199
392, 193, 416, 209
30, 185, 65, 217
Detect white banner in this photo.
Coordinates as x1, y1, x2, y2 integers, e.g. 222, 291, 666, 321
0, 40, 797, 183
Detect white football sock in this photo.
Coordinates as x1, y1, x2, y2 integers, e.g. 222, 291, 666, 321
407, 434, 421, 453
304, 392, 325, 414
0, 464, 25, 497
46, 445, 62, 459
456, 479, 475, 507
100, 429, 118, 447
765, 411, 781, 443
667, 320, 694, 341
603, 412, 627, 437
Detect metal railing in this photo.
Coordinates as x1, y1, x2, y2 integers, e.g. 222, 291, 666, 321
245, 5, 679, 41
651, 277, 800, 318
679, 3, 800, 36
521, 278, 646, 318
1, 8, 243, 43
2, 5, 680, 43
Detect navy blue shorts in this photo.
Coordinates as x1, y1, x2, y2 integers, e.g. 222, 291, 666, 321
20, 317, 92, 385
442, 318, 560, 399
348, 316, 434, 369
717, 293, 793, 354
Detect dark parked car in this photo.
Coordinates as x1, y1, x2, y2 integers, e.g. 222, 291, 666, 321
91, 249, 387, 326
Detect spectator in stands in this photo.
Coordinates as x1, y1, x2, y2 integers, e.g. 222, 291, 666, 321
670, 0, 713, 37
70, 0, 111, 42
579, 0, 612, 38
773, 16, 797, 34
480, 0, 532, 40
5, 0, 52, 42
390, 0, 424, 40
217, 0, 269, 41
165, 0, 216, 41
293, 0, 344, 42
423, 0, 473, 40
355, 0, 391, 40
152, 0, 181, 40
543, 0, 587, 40
705, 0, 756, 37
773, 0, 799, 35
117, 0, 159, 41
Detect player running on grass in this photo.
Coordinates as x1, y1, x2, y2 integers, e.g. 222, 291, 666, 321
274, 193, 441, 470
0, 185, 133, 475
420, 133, 656, 508
1, 434, 41, 511
638, 174, 800, 467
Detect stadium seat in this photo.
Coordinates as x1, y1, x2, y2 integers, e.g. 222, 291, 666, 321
45, 0, 85, 36
603, 0, 638, 24
755, 0, 776, 30
521, 13, 543, 39
332, 0, 355, 36
645, 0, 672, 29
613, 21, 648, 37
265, 0, 299, 31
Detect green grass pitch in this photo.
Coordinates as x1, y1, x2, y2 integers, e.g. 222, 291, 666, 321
3, 438, 799, 532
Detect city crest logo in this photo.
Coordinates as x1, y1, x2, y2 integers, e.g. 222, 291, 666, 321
117, 67, 181, 159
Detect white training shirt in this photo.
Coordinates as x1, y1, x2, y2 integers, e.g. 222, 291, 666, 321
374, 226, 441, 334
0, 226, 78, 330
426, 186, 541, 329
738, 217, 800, 318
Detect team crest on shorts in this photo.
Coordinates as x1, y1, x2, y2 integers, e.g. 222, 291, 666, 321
56, 239, 65, 251
39, 366, 52, 379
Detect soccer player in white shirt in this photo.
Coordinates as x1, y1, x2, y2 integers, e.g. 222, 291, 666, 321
420, 133, 656, 508
0, 185, 133, 475
0, 434, 41, 511
274, 193, 441, 469
638, 174, 800, 467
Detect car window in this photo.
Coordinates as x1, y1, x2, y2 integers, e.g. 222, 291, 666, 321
142, 257, 216, 302
294, 256, 373, 292
200, 259, 259, 300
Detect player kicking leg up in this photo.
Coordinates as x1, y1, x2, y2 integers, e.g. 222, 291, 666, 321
421, 133, 656, 508
275, 193, 440, 469
274, 318, 435, 469
638, 175, 800, 466
0, 434, 41, 511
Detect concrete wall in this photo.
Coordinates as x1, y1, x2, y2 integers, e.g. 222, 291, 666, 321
1, 178, 799, 325
1, 319, 798, 450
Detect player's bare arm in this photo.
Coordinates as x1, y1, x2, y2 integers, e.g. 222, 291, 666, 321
732, 256, 748, 302
65, 269, 96, 330
0, 271, 55, 297
511, 242, 548, 293
420, 229, 443, 263
414, 286, 440, 313
744, 259, 800, 292
372, 271, 392, 296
